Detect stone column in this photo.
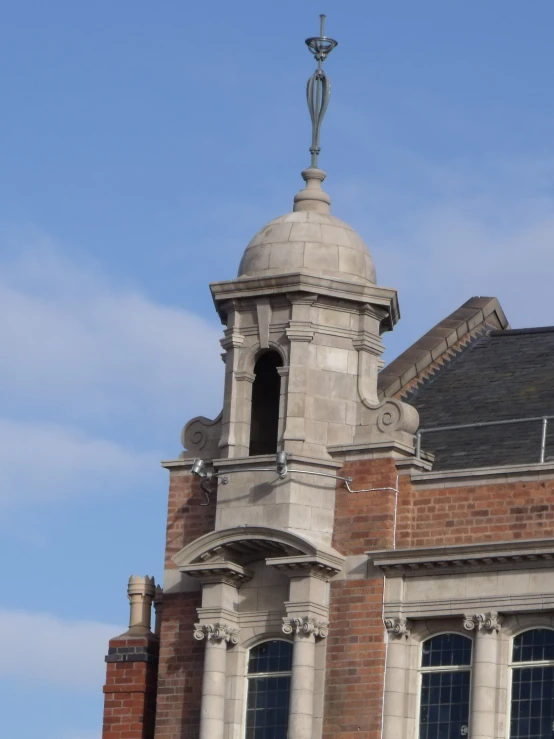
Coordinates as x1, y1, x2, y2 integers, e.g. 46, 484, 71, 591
194, 622, 239, 739
282, 616, 328, 739
382, 617, 412, 739
464, 612, 502, 739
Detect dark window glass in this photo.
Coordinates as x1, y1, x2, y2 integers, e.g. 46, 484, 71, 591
421, 633, 473, 668
511, 630, 554, 739
246, 640, 292, 739
419, 634, 472, 739
249, 351, 283, 456
513, 629, 554, 664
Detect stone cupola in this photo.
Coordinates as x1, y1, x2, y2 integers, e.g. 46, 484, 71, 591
182, 165, 418, 464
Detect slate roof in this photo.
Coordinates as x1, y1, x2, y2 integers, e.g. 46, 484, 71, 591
404, 326, 554, 470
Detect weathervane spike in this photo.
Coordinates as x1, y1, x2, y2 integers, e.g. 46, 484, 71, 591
305, 14, 338, 168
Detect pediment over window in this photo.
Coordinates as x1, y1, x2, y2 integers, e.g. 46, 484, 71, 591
173, 525, 345, 579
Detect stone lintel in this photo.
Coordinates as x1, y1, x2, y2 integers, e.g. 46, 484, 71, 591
371, 538, 554, 577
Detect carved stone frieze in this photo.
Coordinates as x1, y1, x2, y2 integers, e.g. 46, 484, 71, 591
282, 616, 329, 639
384, 617, 412, 638
193, 622, 240, 644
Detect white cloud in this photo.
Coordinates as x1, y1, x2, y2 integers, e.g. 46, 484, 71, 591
0, 608, 122, 690
0, 242, 224, 429
0, 419, 159, 506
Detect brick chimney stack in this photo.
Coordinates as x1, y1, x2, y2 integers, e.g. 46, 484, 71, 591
101, 576, 161, 739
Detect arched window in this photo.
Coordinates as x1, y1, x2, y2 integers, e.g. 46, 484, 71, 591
246, 639, 292, 738
419, 633, 472, 739
249, 351, 282, 456
511, 628, 554, 738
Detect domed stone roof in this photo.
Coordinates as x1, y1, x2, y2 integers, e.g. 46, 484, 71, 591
237, 168, 377, 286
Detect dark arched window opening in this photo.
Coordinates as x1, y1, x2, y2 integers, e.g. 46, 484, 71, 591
249, 351, 282, 456
511, 628, 554, 738
419, 633, 472, 739
246, 640, 292, 738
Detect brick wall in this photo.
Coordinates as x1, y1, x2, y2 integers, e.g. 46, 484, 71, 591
398, 479, 554, 548
324, 455, 554, 738
323, 457, 398, 739
102, 636, 159, 739
154, 470, 218, 739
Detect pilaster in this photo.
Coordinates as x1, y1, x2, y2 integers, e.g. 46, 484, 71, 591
464, 612, 503, 739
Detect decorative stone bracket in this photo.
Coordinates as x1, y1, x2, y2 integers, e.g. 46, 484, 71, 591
193, 622, 240, 645
384, 616, 412, 639
181, 412, 223, 458
282, 616, 329, 639
353, 330, 419, 446
463, 612, 503, 632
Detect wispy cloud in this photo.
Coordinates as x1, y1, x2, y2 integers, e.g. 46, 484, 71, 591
0, 419, 159, 506
0, 240, 224, 435
0, 608, 122, 690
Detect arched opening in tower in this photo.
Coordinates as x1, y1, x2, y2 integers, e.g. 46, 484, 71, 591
249, 350, 283, 456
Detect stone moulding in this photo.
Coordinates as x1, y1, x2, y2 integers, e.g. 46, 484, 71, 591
370, 539, 554, 577
265, 554, 344, 580
179, 562, 253, 586
210, 272, 400, 329
173, 525, 345, 570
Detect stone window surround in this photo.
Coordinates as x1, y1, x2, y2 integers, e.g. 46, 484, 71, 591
244, 637, 294, 735
174, 526, 342, 739
384, 615, 554, 739
375, 538, 554, 739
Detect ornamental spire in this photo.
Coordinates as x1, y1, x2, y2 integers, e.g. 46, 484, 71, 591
305, 14, 338, 169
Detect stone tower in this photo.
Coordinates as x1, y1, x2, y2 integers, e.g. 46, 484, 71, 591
166, 20, 419, 736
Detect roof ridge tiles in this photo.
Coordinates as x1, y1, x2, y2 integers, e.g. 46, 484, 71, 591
489, 326, 554, 336
378, 296, 509, 401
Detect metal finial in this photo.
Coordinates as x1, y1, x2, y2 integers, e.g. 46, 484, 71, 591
305, 14, 338, 168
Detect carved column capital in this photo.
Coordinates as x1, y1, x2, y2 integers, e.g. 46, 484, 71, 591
282, 616, 329, 639
193, 622, 240, 644
384, 617, 412, 639
463, 612, 502, 633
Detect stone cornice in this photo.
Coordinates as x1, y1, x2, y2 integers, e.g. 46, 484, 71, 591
210, 272, 399, 328
266, 554, 344, 580
411, 461, 554, 489
179, 562, 253, 586
371, 538, 554, 577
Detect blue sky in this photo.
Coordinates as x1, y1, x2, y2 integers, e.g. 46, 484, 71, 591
2, 1, 554, 736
